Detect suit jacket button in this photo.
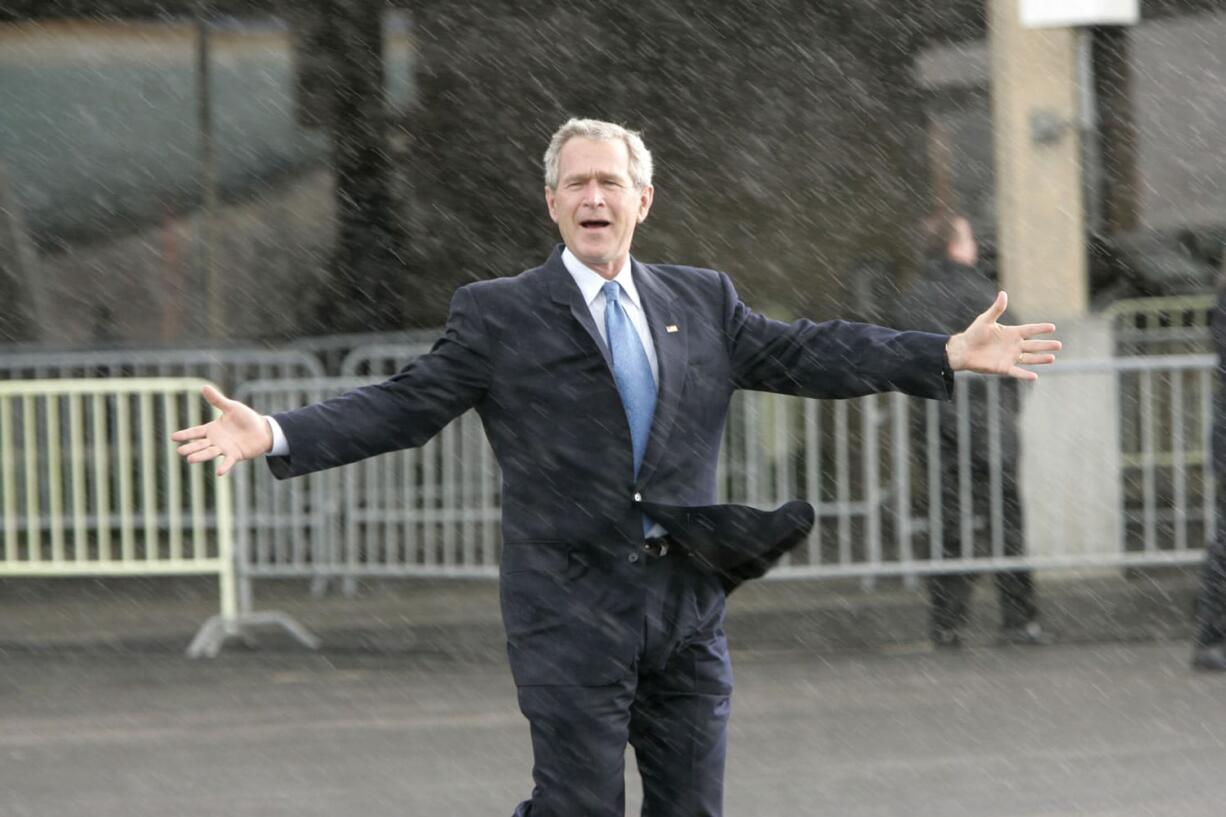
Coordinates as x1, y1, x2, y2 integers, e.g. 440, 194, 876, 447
628, 552, 640, 564
633, 492, 642, 503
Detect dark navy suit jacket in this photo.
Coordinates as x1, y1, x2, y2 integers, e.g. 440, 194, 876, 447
268, 245, 953, 685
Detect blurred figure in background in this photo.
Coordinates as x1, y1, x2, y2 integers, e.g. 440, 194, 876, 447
1191, 254, 1226, 671
894, 208, 1044, 648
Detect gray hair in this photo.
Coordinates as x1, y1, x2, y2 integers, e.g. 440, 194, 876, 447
543, 118, 654, 191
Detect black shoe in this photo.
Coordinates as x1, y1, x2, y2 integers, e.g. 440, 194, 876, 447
999, 621, 1050, 646
1192, 644, 1226, 671
931, 628, 962, 649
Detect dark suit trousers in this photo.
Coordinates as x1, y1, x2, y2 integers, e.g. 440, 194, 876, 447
511, 551, 732, 817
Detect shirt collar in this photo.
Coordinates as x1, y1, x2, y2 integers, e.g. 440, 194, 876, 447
561, 248, 642, 310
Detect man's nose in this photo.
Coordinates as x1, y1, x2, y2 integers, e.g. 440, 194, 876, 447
582, 181, 605, 207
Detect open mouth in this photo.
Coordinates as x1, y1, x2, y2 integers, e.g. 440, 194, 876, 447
579, 219, 611, 230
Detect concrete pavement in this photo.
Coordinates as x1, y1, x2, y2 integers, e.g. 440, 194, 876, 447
1, 570, 1224, 816
3, 640, 1226, 816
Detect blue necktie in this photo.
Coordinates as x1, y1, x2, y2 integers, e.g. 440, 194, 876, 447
603, 281, 657, 533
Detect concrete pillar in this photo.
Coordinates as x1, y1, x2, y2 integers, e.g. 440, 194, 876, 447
989, 1, 1120, 564
988, 0, 1088, 319
1018, 319, 1121, 565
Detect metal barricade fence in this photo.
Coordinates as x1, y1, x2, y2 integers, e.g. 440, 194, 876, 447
0, 378, 237, 653
1111, 355, 1216, 558
232, 377, 502, 610
289, 330, 439, 375
0, 348, 325, 391
1104, 297, 1216, 549
0, 326, 1213, 646
339, 342, 435, 378
232, 379, 342, 603
1106, 294, 1215, 356
232, 349, 1220, 591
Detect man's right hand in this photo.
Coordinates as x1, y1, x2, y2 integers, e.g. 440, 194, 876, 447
945, 291, 1060, 381
171, 385, 273, 476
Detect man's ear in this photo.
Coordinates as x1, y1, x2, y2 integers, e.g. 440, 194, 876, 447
637, 184, 655, 224
545, 187, 559, 223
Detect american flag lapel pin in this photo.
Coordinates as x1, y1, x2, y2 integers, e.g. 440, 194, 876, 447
665, 324, 679, 334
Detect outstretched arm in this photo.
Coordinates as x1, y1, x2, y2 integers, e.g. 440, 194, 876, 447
944, 291, 1062, 381
174, 285, 493, 480
171, 385, 273, 477
719, 270, 954, 401
172, 285, 493, 478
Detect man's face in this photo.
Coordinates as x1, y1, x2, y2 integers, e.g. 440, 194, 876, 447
949, 217, 978, 267
545, 137, 654, 279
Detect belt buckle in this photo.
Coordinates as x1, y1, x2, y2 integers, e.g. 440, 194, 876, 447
643, 537, 670, 557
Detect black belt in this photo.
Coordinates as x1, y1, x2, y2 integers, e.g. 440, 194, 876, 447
642, 535, 671, 558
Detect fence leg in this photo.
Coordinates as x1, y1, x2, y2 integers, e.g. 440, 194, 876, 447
186, 610, 322, 658
186, 475, 322, 658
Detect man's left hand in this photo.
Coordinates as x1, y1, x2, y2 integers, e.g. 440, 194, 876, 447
945, 291, 1062, 382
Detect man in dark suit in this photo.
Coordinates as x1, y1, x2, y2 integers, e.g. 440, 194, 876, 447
174, 119, 1061, 816
893, 209, 1045, 649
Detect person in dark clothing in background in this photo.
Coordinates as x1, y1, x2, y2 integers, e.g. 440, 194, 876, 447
894, 208, 1045, 648
1192, 258, 1226, 671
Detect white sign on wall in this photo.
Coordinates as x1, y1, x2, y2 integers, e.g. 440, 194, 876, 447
1021, 0, 1139, 28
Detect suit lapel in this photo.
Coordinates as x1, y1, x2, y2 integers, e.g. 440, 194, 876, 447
543, 247, 614, 371
633, 259, 688, 485
543, 248, 688, 485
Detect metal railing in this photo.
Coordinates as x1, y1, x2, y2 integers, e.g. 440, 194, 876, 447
232, 377, 501, 607
339, 342, 434, 378
0, 379, 236, 651
1106, 294, 1215, 356
0, 348, 325, 391
226, 351, 1219, 590
1112, 355, 1216, 557
1, 326, 1215, 634
290, 330, 437, 376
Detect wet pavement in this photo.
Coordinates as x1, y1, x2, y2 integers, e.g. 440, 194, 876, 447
2, 572, 1224, 816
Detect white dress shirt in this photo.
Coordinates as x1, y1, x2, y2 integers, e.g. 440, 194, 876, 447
560, 248, 660, 387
